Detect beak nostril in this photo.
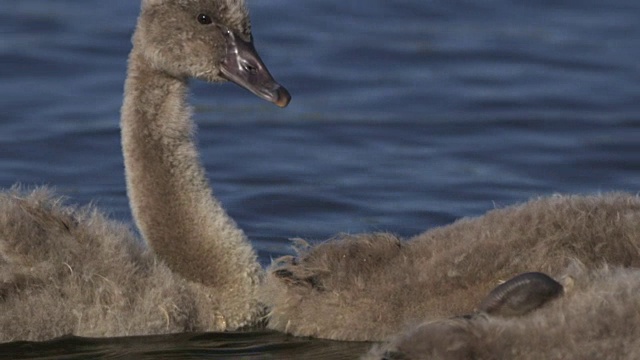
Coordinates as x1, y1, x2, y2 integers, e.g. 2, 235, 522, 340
241, 62, 257, 74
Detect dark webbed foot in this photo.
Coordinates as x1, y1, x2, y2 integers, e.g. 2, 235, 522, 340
477, 272, 563, 317
371, 272, 563, 359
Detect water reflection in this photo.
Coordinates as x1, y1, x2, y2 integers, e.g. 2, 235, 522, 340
0, 330, 372, 359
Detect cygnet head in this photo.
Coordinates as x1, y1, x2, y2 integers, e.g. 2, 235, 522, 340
134, 0, 290, 107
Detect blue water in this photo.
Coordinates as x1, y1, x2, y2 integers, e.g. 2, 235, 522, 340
1, 0, 639, 358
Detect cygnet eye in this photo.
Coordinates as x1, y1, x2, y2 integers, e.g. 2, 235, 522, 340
197, 14, 213, 25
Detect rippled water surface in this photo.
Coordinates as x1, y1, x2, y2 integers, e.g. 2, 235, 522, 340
1, 0, 639, 358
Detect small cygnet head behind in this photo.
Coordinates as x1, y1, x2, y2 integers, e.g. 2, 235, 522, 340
134, 0, 290, 107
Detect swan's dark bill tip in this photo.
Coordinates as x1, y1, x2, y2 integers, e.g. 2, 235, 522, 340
275, 86, 291, 108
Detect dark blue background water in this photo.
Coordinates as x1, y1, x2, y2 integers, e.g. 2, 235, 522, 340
1, 0, 639, 358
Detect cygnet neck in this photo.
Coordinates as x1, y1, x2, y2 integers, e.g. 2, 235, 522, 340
120, 48, 261, 288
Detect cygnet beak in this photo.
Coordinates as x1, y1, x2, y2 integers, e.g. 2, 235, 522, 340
219, 28, 291, 108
